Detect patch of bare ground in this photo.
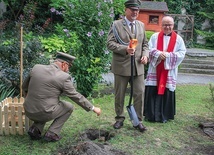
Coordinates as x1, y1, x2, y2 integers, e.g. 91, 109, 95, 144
56, 129, 129, 155
55, 124, 214, 155
183, 117, 214, 155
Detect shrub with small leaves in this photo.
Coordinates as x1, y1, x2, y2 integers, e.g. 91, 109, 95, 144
0, 34, 48, 96
50, 0, 115, 97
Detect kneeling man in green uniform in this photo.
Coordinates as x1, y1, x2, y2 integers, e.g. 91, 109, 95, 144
22, 52, 101, 142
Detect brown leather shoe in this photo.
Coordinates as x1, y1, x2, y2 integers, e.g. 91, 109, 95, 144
134, 123, 147, 132
44, 131, 62, 142
113, 121, 124, 129
28, 125, 42, 140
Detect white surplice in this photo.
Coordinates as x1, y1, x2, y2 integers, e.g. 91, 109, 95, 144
145, 32, 187, 92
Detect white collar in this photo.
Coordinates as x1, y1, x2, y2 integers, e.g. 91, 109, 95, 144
125, 17, 136, 26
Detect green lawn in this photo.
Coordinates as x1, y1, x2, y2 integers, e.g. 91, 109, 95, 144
0, 84, 213, 155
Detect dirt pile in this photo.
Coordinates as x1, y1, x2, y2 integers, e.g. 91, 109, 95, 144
199, 122, 214, 140
57, 129, 129, 155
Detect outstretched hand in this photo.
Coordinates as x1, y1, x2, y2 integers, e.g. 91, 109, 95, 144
93, 107, 101, 116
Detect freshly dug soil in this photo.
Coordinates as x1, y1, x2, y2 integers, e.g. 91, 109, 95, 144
57, 141, 128, 155
56, 129, 129, 155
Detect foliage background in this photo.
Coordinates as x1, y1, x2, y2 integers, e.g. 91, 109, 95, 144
50, 0, 115, 96
0, 0, 213, 97
163, 0, 214, 49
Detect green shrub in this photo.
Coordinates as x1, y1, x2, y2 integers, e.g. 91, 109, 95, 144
39, 24, 81, 59
0, 81, 15, 102
40, 34, 70, 55
50, 0, 114, 97
146, 30, 155, 40
0, 34, 48, 96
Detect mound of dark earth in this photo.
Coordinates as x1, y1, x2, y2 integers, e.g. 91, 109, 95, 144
57, 129, 129, 155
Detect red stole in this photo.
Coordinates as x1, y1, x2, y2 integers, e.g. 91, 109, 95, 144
156, 31, 177, 95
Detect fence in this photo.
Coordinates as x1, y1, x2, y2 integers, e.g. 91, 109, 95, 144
0, 97, 33, 135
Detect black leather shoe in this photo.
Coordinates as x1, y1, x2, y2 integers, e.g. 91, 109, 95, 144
134, 123, 147, 132
28, 125, 42, 140
113, 121, 124, 129
44, 131, 62, 142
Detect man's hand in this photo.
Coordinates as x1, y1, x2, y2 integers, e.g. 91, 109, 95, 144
93, 107, 101, 116
140, 56, 148, 64
126, 46, 135, 55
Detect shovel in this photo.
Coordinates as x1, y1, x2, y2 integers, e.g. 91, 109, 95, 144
126, 39, 140, 127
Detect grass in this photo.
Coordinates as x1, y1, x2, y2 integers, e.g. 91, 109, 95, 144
0, 84, 213, 155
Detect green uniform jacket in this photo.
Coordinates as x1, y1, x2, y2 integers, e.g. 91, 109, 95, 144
22, 63, 94, 115
107, 19, 149, 76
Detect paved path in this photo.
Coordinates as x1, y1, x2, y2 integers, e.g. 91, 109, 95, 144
177, 73, 214, 84
101, 48, 214, 85
102, 72, 214, 85
172, 48, 214, 84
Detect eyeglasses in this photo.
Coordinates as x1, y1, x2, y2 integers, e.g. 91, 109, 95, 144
162, 24, 173, 27
129, 8, 139, 12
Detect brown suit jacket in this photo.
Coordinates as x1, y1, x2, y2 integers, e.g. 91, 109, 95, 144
22, 63, 93, 114
107, 19, 149, 76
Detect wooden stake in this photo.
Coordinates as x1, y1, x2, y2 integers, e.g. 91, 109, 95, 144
20, 26, 23, 97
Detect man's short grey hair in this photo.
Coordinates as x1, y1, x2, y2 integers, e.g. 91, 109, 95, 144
162, 16, 174, 24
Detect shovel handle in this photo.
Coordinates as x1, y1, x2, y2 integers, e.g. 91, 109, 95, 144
128, 55, 134, 106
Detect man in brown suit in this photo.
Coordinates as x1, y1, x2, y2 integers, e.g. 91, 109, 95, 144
107, 0, 149, 132
22, 52, 101, 142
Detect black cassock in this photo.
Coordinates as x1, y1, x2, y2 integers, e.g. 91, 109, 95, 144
143, 86, 175, 123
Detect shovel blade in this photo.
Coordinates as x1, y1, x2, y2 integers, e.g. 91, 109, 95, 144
126, 105, 140, 127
